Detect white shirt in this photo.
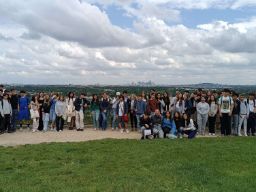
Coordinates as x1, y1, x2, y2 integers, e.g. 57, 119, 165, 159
248, 100, 255, 113
218, 96, 233, 113
118, 101, 124, 117
131, 100, 135, 110
0, 99, 12, 116
209, 102, 218, 116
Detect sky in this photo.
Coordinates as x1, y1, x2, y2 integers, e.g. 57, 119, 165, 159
0, 0, 256, 85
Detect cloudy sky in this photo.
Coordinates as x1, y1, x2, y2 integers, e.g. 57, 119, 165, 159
0, 0, 256, 85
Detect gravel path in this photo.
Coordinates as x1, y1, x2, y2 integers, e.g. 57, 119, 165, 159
0, 128, 140, 147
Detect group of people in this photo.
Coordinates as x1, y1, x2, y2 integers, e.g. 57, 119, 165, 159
0, 84, 256, 140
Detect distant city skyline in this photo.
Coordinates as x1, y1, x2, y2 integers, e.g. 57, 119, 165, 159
0, 0, 256, 85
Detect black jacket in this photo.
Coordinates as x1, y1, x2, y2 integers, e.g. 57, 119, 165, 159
74, 98, 90, 112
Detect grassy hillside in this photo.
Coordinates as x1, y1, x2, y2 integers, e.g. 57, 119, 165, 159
0, 138, 256, 192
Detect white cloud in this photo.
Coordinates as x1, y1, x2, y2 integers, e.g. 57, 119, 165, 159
0, 0, 256, 85
0, 0, 142, 48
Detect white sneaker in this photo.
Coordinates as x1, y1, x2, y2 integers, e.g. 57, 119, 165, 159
212, 133, 216, 136
126, 129, 129, 133
245, 134, 248, 137
59, 130, 62, 132
209, 133, 211, 136
148, 135, 154, 140
32, 130, 36, 133
112, 128, 114, 131
238, 134, 242, 136
94, 128, 97, 131
120, 129, 124, 133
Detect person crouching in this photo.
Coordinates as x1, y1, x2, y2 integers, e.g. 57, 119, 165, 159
140, 112, 153, 140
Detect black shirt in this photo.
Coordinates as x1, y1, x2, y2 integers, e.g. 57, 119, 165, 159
10, 94, 19, 110
42, 103, 51, 113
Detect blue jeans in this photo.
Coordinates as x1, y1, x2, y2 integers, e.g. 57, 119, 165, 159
92, 110, 100, 128
43, 113, 50, 131
112, 109, 118, 129
231, 114, 239, 135
101, 112, 108, 130
136, 114, 143, 132
11, 109, 18, 131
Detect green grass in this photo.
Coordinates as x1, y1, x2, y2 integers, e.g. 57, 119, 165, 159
0, 138, 256, 192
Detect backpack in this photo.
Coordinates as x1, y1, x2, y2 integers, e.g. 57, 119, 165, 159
247, 99, 256, 107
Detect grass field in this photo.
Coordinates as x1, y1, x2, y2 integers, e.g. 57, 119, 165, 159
0, 138, 256, 192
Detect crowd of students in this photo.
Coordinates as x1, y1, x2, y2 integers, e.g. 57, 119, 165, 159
0, 84, 256, 140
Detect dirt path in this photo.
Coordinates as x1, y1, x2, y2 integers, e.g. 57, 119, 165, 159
0, 129, 140, 147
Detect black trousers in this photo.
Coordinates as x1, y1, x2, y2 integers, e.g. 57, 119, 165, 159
130, 111, 137, 129
0, 115, 4, 133
247, 113, 255, 135
220, 113, 231, 135
3, 114, 11, 132
162, 126, 170, 138
38, 109, 44, 131
56, 116, 64, 131
208, 116, 216, 133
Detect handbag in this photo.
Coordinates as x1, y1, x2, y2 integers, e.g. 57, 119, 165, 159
122, 114, 129, 122
30, 109, 39, 119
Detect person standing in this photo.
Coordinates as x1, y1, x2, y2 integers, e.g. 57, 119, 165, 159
37, 92, 44, 131
111, 92, 120, 131
42, 95, 51, 132
146, 93, 158, 116
129, 94, 137, 131
162, 91, 170, 112
238, 94, 248, 136
196, 96, 210, 136
135, 94, 146, 132
100, 92, 110, 131
175, 93, 185, 114
231, 93, 240, 136
66, 92, 76, 130
30, 95, 40, 132
90, 94, 100, 130
18, 90, 30, 130
208, 95, 218, 136
116, 95, 129, 133
49, 94, 57, 131
10, 89, 19, 132
218, 89, 234, 136
74, 93, 89, 131
247, 93, 256, 136
55, 95, 66, 132
0, 93, 12, 133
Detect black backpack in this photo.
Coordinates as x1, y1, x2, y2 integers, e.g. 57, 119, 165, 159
193, 120, 198, 130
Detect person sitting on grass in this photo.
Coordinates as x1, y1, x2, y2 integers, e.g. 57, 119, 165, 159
140, 112, 153, 140
180, 113, 197, 139
174, 111, 183, 138
151, 109, 163, 138
161, 111, 177, 139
